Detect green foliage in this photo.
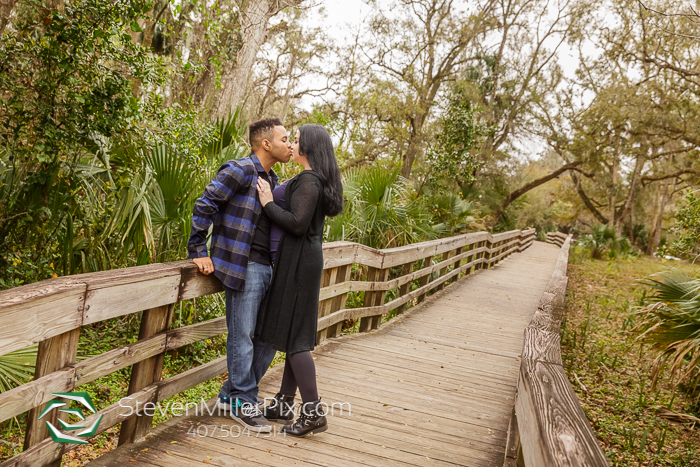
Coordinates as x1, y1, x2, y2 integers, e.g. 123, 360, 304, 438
425, 89, 486, 193
563, 252, 700, 465
579, 224, 632, 260
428, 192, 484, 236
667, 189, 700, 260
325, 165, 438, 249
0, 346, 36, 393
635, 268, 700, 397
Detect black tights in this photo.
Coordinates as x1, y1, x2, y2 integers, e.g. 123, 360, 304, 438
279, 351, 319, 403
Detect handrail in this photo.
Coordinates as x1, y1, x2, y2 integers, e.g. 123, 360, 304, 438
545, 231, 569, 247
0, 228, 536, 466
509, 234, 609, 466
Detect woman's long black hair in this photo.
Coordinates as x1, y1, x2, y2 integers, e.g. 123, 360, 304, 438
299, 124, 343, 217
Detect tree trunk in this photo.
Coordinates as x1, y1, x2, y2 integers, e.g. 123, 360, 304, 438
571, 172, 609, 225
210, 0, 303, 119
401, 128, 423, 178
609, 154, 618, 229
615, 155, 645, 236
647, 178, 670, 255
0, 0, 16, 34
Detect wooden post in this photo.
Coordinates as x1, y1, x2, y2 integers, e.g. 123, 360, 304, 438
23, 328, 81, 466
118, 304, 173, 446
326, 264, 353, 338
463, 244, 474, 275
476, 241, 486, 270
395, 261, 415, 314
316, 267, 338, 344
416, 255, 433, 303
436, 250, 452, 291
359, 267, 389, 332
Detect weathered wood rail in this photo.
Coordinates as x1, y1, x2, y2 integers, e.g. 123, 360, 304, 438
545, 231, 569, 247
506, 233, 609, 466
0, 228, 535, 466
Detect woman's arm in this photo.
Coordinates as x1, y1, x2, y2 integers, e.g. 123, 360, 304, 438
260, 179, 320, 236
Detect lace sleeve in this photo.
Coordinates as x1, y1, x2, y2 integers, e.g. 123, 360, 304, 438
263, 178, 320, 236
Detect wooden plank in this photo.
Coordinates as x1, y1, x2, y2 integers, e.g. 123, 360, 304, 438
416, 255, 433, 304
380, 231, 489, 269
316, 267, 337, 343
395, 261, 415, 314
317, 258, 479, 330
178, 262, 223, 301
23, 328, 81, 465
359, 267, 386, 332
436, 250, 452, 291
166, 317, 226, 350
1, 383, 162, 467
156, 357, 227, 402
503, 406, 521, 467
0, 440, 62, 467
0, 281, 84, 358
74, 335, 167, 386
325, 264, 352, 339
516, 359, 608, 467
83, 275, 180, 325
322, 241, 359, 268
314, 352, 516, 400
118, 304, 174, 446
317, 247, 483, 301
521, 326, 563, 366
0, 367, 74, 424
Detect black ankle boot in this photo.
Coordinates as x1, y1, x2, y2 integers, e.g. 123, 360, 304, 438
264, 393, 295, 423
280, 398, 327, 437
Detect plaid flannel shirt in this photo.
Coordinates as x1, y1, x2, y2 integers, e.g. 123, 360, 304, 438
187, 153, 279, 291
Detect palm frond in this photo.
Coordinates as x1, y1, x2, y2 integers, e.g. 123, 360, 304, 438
0, 345, 37, 393
634, 268, 700, 395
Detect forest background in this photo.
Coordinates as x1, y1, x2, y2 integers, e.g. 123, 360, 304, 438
1, 0, 700, 288
2, 1, 700, 464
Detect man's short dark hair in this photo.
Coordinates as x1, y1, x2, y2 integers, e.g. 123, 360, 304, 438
249, 118, 284, 149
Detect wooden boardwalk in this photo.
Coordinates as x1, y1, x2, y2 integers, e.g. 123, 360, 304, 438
89, 241, 561, 467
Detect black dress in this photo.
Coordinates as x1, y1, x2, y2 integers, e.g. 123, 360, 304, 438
257, 171, 325, 354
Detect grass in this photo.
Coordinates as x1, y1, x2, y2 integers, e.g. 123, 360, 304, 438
563, 248, 700, 466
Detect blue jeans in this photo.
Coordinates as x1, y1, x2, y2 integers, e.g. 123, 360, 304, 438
220, 262, 278, 405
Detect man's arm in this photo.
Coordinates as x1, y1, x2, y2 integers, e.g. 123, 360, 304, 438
187, 161, 250, 274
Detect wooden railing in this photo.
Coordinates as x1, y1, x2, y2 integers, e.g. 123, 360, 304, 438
506, 234, 609, 467
0, 228, 535, 466
545, 231, 569, 247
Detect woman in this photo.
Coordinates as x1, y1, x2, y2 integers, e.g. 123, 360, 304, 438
255, 124, 343, 437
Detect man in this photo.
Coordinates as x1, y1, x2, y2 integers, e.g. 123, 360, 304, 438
187, 118, 291, 432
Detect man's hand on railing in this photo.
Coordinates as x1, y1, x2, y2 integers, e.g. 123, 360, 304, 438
193, 257, 214, 275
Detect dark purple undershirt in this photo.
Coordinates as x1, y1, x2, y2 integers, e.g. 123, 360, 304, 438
269, 181, 289, 264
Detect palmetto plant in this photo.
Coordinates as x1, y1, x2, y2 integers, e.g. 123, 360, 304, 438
579, 224, 632, 259
325, 165, 437, 249
634, 268, 700, 397
0, 345, 37, 393
0, 112, 248, 392
101, 110, 249, 264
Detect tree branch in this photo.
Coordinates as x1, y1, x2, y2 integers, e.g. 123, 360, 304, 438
642, 168, 700, 184
571, 172, 609, 225
491, 160, 586, 225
